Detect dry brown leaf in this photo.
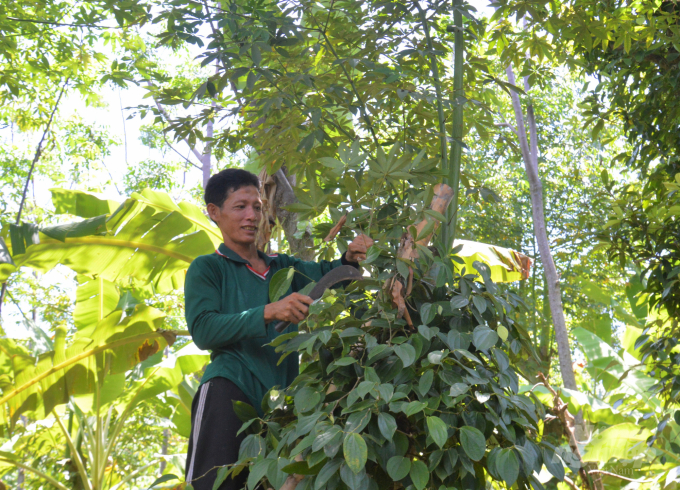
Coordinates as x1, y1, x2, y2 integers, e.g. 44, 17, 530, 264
324, 213, 347, 242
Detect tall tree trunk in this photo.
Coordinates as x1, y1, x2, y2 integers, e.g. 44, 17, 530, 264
505, 64, 577, 391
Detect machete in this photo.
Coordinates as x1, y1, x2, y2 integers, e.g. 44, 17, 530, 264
274, 265, 364, 332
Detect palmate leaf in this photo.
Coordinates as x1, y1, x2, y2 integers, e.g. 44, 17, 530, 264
1, 189, 218, 293
0, 304, 179, 425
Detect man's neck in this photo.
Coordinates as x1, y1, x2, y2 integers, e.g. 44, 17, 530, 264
223, 237, 259, 263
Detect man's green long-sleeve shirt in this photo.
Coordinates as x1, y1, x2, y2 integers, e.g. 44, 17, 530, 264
184, 243, 347, 415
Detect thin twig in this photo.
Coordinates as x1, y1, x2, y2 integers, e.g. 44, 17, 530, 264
563, 476, 579, 490
494, 122, 518, 135
119, 89, 128, 166
162, 133, 201, 170
588, 470, 656, 483
17, 77, 69, 224
100, 159, 122, 195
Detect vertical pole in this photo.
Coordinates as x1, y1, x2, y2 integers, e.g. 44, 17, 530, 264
443, 0, 464, 251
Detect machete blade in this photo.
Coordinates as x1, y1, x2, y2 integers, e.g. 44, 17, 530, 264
308, 265, 364, 300
274, 265, 363, 332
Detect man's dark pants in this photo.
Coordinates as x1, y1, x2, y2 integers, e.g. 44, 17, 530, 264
185, 378, 250, 490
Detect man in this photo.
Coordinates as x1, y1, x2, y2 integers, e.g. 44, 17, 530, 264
184, 168, 372, 490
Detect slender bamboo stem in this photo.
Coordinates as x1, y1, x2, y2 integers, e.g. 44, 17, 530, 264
444, 0, 464, 250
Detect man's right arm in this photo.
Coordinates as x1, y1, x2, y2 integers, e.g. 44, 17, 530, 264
185, 258, 267, 351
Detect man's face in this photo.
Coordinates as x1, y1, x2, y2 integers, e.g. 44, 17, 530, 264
208, 185, 262, 246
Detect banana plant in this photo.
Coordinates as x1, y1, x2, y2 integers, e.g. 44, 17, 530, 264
0, 281, 206, 489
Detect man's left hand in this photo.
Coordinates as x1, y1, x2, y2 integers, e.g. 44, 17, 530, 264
346, 234, 374, 263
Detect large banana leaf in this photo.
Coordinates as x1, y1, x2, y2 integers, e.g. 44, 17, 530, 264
0, 189, 219, 293
453, 239, 531, 283
50, 188, 120, 218
583, 423, 652, 463
1, 190, 530, 294
74, 276, 120, 330
573, 327, 657, 403
0, 304, 179, 425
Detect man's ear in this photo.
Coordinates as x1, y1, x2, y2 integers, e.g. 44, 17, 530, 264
207, 203, 220, 223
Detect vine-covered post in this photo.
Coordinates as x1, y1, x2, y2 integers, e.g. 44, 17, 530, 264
443, 0, 465, 252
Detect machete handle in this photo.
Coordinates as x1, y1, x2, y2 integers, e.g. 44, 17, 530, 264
274, 320, 290, 333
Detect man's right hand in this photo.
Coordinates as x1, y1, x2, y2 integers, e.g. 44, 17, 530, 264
264, 293, 314, 324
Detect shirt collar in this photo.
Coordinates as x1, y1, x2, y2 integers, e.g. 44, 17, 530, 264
216, 243, 277, 266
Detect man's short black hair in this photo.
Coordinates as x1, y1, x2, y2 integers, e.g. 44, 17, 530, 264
204, 168, 260, 208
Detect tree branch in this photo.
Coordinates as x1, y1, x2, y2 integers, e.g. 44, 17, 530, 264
1, 78, 69, 316
146, 82, 205, 163
162, 133, 201, 170
6, 16, 122, 29
494, 122, 518, 135
563, 476, 579, 490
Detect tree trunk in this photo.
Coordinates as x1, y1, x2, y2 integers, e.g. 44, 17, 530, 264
505, 64, 577, 391
271, 169, 314, 260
